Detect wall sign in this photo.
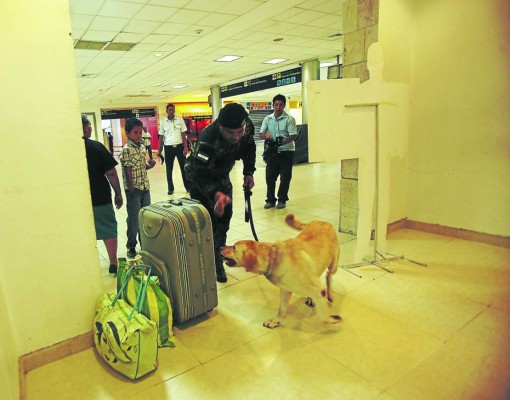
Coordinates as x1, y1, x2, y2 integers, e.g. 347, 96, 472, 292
100, 108, 156, 120
220, 67, 301, 98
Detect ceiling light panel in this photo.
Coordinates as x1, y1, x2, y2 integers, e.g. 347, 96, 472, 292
263, 58, 288, 64
215, 55, 241, 62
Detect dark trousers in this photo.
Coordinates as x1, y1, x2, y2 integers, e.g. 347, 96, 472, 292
189, 187, 233, 273
265, 151, 294, 203
126, 189, 151, 249
164, 144, 189, 192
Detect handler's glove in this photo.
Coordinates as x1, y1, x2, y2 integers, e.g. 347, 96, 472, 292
213, 191, 232, 217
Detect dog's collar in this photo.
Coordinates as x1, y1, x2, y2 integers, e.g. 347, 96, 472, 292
264, 245, 279, 278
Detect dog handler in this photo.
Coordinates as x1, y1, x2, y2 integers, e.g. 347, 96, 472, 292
185, 103, 256, 283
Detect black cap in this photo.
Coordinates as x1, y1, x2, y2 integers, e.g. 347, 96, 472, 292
217, 103, 248, 129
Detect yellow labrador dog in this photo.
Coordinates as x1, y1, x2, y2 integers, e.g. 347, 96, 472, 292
221, 214, 342, 328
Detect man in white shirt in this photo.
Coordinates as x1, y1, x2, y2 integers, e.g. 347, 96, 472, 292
158, 103, 190, 194
259, 94, 298, 209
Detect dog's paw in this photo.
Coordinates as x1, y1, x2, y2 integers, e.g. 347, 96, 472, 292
305, 297, 315, 307
263, 319, 284, 329
324, 315, 342, 325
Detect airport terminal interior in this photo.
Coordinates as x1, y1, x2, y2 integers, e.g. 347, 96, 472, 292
2, 0, 509, 399
26, 151, 510, 399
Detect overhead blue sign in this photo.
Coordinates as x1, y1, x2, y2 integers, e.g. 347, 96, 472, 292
220, 67, 301, 98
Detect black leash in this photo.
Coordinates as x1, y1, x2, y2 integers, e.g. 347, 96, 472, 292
243, 187, 259, 241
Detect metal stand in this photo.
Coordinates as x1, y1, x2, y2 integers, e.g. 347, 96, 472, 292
341, 103, 427, 278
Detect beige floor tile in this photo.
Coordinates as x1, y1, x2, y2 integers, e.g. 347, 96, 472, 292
346, 270, 488, 341
173, 278, 276, 364
386, 307, 510, 400
26, 337, 199, 400
131, 330, 383, 400
308, 296, 443, 390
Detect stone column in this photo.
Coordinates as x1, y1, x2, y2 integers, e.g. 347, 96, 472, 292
210, 85, 222, 120
301, 59, 319, 124
340, 158, 360, 234
342, 0, 379, 83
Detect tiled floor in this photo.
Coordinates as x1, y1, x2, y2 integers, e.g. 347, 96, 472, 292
26, 143, 510, 399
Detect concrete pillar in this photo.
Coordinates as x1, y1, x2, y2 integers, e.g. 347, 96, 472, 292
301, 59, 320, 124
339, 158, 359, 234
210, 85, 222, 120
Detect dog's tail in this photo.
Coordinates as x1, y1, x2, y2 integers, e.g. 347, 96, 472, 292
285, 213, 306, 231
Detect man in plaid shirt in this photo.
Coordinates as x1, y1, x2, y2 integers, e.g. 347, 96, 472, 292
119, 117, 156, 258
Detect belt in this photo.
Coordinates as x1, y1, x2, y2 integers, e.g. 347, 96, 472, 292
166, 143, 183, 148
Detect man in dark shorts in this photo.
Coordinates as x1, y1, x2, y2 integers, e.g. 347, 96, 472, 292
82, 115, 123, 274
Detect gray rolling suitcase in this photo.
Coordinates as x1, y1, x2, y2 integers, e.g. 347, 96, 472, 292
138, 198, 218, 323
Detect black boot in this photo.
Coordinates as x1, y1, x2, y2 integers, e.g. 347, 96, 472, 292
216, 265, 227, 283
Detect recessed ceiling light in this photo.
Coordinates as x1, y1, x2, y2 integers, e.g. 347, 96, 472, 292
155, 53, 163, 57
320, 62, 335, 68
173, 85, 187, 89
215, 55, 241, 62
263, 58, 288, 64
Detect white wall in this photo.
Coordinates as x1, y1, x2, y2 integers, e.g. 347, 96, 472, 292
0, 1, 104, 395
405, 0, 510, 235
308, 0, 510, 238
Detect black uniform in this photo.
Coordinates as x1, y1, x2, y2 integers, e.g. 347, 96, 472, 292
184, 120, 256, 274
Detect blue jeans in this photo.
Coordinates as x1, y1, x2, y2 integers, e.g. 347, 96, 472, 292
126, 188, 151, 249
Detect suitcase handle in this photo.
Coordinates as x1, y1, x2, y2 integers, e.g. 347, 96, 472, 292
140, 210, 164, 238
168, 198, 199, 207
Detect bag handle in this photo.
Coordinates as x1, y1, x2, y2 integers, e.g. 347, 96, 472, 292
112, 260, 152, 321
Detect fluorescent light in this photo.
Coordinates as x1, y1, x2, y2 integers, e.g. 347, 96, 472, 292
215, 55, 241, 62
155, 53, 163, 57
152, 82, 169, 87
320, 62, 335, 68
172, 85, 187, 89
263, 58, 288, 64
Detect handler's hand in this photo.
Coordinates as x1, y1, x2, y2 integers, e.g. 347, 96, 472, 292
213, 191, 232, 217
243, 175, 254, 190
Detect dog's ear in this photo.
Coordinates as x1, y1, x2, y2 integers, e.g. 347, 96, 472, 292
243, 244, 259, 273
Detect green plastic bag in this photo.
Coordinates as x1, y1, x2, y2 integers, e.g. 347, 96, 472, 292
94, 266, 158, 380
118, 258, 175, 348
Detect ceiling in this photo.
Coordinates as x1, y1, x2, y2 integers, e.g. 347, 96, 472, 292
70, 0, 344, 105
